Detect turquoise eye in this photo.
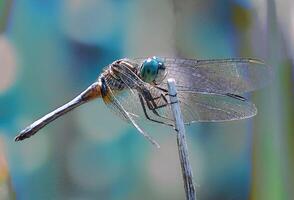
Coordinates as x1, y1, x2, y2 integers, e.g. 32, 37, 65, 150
140, 56, 166, 84
140, 57, 160, 83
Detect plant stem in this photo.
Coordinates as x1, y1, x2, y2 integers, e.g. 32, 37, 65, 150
167, 78, 196, 200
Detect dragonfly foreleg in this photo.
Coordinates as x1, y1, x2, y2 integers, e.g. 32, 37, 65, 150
146, 86, 170, 110
145, 93, 168, 115
139, 87, 175, 125
139, 94, 173, 127
153, 85, 179, 105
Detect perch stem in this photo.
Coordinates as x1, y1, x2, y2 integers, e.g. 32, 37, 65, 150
167, 78, 196, 200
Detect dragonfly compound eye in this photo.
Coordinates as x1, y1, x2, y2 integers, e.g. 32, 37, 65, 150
140, 56, 166, 84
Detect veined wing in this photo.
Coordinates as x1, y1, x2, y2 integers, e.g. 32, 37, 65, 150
104, 82, 257, 124
134, 58, 272, 94
117, 88, 257, 125
103, 71, 160, 148
177, 92, 257, 123
108, 60, 174, 125
107, 60, 257, 123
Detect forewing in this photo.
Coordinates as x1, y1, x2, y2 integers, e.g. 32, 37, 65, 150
134, 58, 272, 94
105, 58, 258, 126
105, 63, 257, 123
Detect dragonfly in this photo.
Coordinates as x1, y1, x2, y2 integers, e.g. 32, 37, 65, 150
15, 56, 272, 147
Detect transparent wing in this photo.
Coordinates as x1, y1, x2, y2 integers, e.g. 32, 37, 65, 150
103, 73, 160, 147
177, 92, 257, 123
105, 60, 258, 124
104, 87, 257, 124
108, 61, 174, 125
134, 58, 272, 94
126, 89, 257, 123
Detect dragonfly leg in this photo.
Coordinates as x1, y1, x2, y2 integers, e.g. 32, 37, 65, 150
141, 91, 175, 125
153, 85, 178, 106
139, 94, 173, 127
154, 85, 168, 93
152, 86, 179, 106
147, 87, 170, 110
147, 94, 170, 117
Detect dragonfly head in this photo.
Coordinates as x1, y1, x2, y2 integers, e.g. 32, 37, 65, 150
140, 56, 167, 85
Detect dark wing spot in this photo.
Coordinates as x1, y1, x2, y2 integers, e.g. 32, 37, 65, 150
226, 93, 247, 101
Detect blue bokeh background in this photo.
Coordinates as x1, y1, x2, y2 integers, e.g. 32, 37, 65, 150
0, 0, 293, 199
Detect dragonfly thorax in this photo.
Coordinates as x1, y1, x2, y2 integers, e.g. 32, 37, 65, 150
99, 59, 140, 98
110, 59, 139, 78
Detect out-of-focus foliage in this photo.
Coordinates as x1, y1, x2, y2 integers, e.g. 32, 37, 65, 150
0, 0, 293, 199
0, 137, 14, 200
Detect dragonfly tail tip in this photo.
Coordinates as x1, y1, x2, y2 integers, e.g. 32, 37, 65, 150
14, 130, 30, 142
152, 141, 160, 149
14, 135, 22, 142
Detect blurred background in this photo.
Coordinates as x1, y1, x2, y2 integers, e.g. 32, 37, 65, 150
0, 0, 293, 199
